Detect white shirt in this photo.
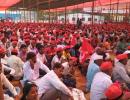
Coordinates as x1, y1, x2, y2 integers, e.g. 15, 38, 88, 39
90, 72, 112, 100
1, 73, 17, 96
34, 70, 72, 98
72, 88, 86, 100
51, 55, 61, 69
37, 53, 47, 64
7, 55, 24, 77
23, 60, 50, 82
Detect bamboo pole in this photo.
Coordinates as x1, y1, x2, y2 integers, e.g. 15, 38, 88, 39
48, 0, 51, 28
91, 0, 95, 33
116, 0, 119, 22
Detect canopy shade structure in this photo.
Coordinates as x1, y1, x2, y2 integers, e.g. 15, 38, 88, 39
0, 0, 20, 10
48, 0, 130, 12
9, 0, 130, 11
9, 0, 92, 10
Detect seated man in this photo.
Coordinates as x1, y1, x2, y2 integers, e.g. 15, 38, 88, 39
105, 82, 130, 100
23, 52, 50, 84
86, 54, 103, 91
113, 54, 130, 88
7, 49, 24, 80
90, 61, 113, 100
0, 61, 19, 100
34, 62, 73, 100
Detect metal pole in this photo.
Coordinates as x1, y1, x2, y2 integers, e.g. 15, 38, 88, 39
116, 0, 119, 22
23, 0, 25, 22
125, 3, 128, 22
65, 0, 67, 27
37, 0, 39, 22
48, 0, 51, 28
56, 8, 58, 24
92, 0, 95, 33
109, 0, 112, 21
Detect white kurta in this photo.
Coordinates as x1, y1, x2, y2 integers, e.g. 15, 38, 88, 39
36, 53, 47, 64
7, 55, 24, 78
1, 73, 17, 98
90, 72, 112, 100
23, 60, 50, 82
34, 70, 72, 98
51, 55, 61, 69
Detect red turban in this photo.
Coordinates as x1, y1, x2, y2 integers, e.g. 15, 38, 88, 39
100, 61, 113, 71
116, 54, 128, 60
105, 82, 122, 99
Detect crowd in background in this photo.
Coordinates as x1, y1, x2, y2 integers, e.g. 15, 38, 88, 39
0, 21, 130, 100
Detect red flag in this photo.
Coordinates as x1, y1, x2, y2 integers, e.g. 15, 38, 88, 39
79, 37, 94, 63
80, 37, 94, 54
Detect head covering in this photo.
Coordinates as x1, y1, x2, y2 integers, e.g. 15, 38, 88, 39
70, 56, 77, 61
124, 50, 130, 54
127, 46, 130, 50
11, 48, 18, 54
93, 54, 103, 61
56, 47, 63, 52
116, 54, 128, 60
0, 47, 6, 54
100, 61, 113, 71
12, 41, 18, 45
105, 82, 122, 100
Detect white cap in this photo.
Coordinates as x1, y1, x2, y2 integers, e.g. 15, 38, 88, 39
124, 50, 130, 54
93, 54, 103, 61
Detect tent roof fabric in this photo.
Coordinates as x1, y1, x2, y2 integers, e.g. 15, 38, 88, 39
0, 0, 20, 10
3, 0, 130, 11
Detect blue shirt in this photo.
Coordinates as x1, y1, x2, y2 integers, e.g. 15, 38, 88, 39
86, 63, 100, 90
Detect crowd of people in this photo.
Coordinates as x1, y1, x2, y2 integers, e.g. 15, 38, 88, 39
0, 21, 130, 100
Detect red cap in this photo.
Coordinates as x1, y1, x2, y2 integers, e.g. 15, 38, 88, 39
64, 46, 71, 50
70, 56, 77, 61
11, 48, 18, 54
56, 48, 63, 52
127, 46, 130, 50
12, 41, 18, 45
105, 82, 122, 99
24, 38, 30, 42
100, 61, 113, 71
0, 47, 6, 54
116, 54, 128, 60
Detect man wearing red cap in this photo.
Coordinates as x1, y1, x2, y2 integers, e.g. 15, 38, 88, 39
113, 54, 130, 88
36, 44, 47, 65
90, 61, 113, 100
51, 48, 63, 69
7, 49, 24, 80
8, 40, 19, 56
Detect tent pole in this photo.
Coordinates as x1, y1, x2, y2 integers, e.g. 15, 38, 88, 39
36, 0, 39, 22
48, 0, 51, 28
65, 0, 67, 30
116, 0, 119, 22
92, 0, 95, 33
109, 0, 112, 22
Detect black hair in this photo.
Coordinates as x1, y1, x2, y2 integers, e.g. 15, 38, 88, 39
62, 74, 76, 88
20, 44, 27, 50
11, 51, 18, 56
26, 52, 36, 61
36, 43, 44, 50
21, 81, 37, 100
53, 62, 62, 69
